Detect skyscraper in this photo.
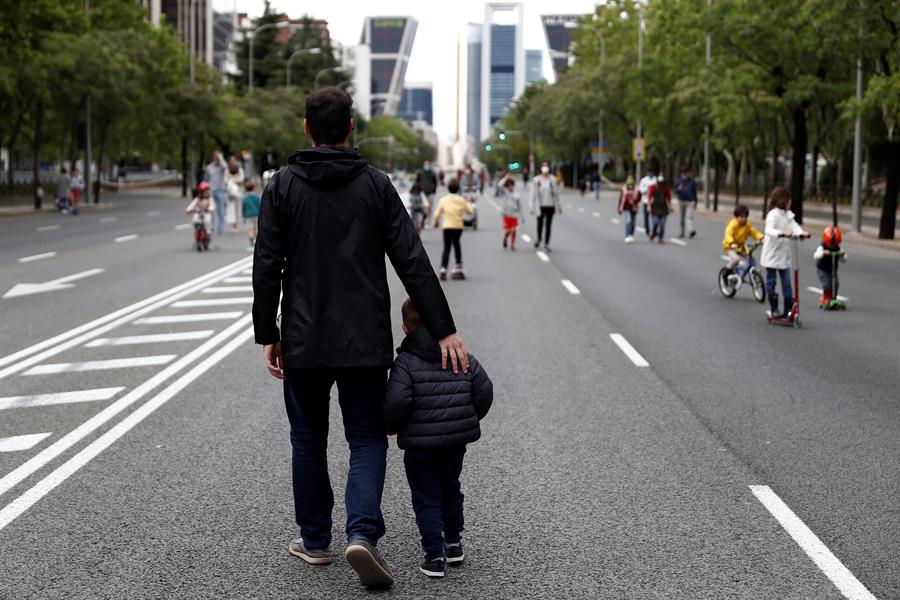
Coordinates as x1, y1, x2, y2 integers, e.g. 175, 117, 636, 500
143, 0, 213, 65
466, 23, 483, 142
361, 17, 418, 118
526, 49, 543, 84
398, 83, 434, 126
541, 14, 580, 76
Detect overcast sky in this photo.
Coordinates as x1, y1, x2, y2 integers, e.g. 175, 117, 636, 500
212, 0, 597, 144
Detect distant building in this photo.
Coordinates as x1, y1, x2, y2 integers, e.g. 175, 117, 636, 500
342, 44, 372, 121
466, 23, 483, 143
272, 16, 330, 45
360, 17, 418, 117
398, 82, 433, 126
143, 0, 213, 64
212, 12, 235, 74
541, 14, 580, 76
526, 49, 543, 84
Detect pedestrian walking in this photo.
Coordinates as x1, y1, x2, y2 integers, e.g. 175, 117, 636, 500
224, 154, 245, 233
433, 178, 473, 280
638, 167, 657, 236
56, 167, 71, 213
384, 298, 493, 579
205, 152, 227, 235
460, 164, 478, 197
617, 175, 641, 243
413, 159, 438, 225
500, 177, 524, 250
407, 183, 429, 235
34, 183, 44, 210
241, 179, 261, 251
674, 167, 698, 239
648, 175, 672, 243
69, 168, 84, 214
760, 187, 809, 317
531, 161, 561, 252
253, 87, 466, 589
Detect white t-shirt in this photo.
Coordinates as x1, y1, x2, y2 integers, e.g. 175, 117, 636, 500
638, 174, 657, 198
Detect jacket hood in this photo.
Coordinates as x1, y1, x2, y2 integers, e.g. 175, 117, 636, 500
398, 327, 442, 362
286, 146, 369, 187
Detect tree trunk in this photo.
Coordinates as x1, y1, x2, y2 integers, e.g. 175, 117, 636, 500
810, 145, 819, 198
723, 149, 735, 186
6, 107, 28, 187
96, 125, 108, 203
181, 136, 189, 197
713, 151, 720, 211
769, 119, 778, 218
31, 102, 45, 204
789, 105, 808, 223
879, 140, 899, 240
734, 148, 741, 205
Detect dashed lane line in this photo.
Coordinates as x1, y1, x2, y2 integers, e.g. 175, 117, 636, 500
536, 251, 550, 262
170, 297, 253, 308
561, 279, 581, 295
749, 485, 876, 600
99, 217, 118, 223
36, 225, 60, 233
174, 223, 192, 231
578, 207, 585, 213
0, 433, 52, 453
0, 315, 251, 499
670, 238, 688, 247
85, 331, 215, 347
17, 252, 56, 264
636, 225, 647, 233
114, 234, 138, 243
806, 286, 849, 301
22, 355, 177, 376
134, 311, 243, 325
609, 333, 650, 367
592, 212, 601, 218
0, 318, 255, 530
521, 234, 533, 244
611, 218, 621, 224
146, 211, 161, 216
721, 255, 730, 261
201, 286, 253, 294
0, 388, 125, 411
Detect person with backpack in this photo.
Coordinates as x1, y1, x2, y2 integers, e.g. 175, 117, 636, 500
648, 175, 672, 243
674, 167, 698, 239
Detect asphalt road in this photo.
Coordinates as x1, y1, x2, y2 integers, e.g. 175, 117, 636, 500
0, 185, 896, 599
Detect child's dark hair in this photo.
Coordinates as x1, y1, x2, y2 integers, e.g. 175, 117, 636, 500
733, 204, 749, 218
402, 298, 423, 331
447, 178, 460, 194
504, 177, 515, 188
768, 186, 790, 210
410, 183, 422, 195
244, 179, 255, 191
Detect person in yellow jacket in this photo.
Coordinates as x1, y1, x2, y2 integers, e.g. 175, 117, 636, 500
722, 204, 764, 273
433, 178, 474, 281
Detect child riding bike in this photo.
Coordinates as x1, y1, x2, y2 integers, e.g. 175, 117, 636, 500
722, 204, 764, 274
186, 181, 215, 250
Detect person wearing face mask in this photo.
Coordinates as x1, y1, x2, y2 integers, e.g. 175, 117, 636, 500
530, 162, 561, 252
414, 160, 438, 225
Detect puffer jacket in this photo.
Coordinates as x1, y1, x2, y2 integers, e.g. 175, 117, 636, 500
384, 327, 493, 450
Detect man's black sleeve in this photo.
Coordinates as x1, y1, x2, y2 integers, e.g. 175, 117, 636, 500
252, 174, 285, 345
382, 179, 456, 341
468, 355, 493, 420
384, 357, 414, 431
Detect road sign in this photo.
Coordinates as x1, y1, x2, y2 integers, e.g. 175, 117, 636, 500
590, 141, 610, 162
632, 137, 645, 162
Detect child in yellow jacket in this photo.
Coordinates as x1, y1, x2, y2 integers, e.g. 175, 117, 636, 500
433, 178, 474, 281
722, 204, 763, 272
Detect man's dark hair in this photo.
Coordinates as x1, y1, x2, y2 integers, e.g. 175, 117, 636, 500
733, 204, 749, 218
447, 178, 460, 194
305, 87, 353, 145
402, 298, 424, 331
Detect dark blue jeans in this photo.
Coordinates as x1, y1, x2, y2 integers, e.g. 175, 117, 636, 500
651, 214, 667, 240
284, 368, 388, 549
404, 446, 466, 559
766, 268, 793, 306
623, 210, 636, 237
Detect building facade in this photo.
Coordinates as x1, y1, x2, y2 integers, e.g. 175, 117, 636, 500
466, 23, 483, 143
143, 0, 214, 64
360, 17, 418, 118
526, 49, 543, 84
541, 14, 580, 76
398, 83, 433, 126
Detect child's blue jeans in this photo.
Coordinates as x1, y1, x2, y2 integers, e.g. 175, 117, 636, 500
766, 268, 793, 306
404, 446, 466, 559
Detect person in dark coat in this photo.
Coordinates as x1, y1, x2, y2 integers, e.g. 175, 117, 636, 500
414, 159, 438, 224
252, 87, 469, 589
384, 299, 493, 579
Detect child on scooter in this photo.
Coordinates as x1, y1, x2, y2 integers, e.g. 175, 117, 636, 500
722, 204, 763, 274
760, 187, 809, 318
500, 177, 524, 250
185, 181, 215, 232
814, 226, 847, 306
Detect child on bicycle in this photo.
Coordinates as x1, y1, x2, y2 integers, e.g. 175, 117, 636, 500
408, 183, 428, 235
760, 187, 809, 317
185, 181, 215, 231
722, 204, 763, 276
814, 226, 847, 306
500, 177, 524, 250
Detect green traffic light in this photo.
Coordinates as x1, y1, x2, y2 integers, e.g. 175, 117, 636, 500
498, 132, 507, 141
485, 144, 492, 152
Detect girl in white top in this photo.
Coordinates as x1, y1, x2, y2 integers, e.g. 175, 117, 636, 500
760, 187, 809, 317
224, 155, 245, 232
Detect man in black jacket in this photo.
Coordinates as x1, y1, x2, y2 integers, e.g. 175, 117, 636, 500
413, 160, 438, 223
252, 87, 468, 588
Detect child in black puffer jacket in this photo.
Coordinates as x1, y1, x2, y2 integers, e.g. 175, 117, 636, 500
384, 298, 493, 579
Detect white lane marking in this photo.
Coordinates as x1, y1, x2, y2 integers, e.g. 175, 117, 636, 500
223, 276, 252, 284
134, 311, 243, 324
0, 257, 251, 376
670, 238, 688, 247
37, 225, 60, 232
174, 223, 192, 231
0, 387, 125, 411
609, 333, 649, 367
521, 234, 533, 243
146, 211, 161, 217
721, 255, 730, 261
23, 355, 177, 376
114, 234, 138, 243
171, 297, 253, 308
749, 485, 876, 600
592, 212, 601, 218
536, 251, 550, 262
99, 216, 117, 223
561, 279, 581, 295
611, 218, 621, 224
3, 268, 105, 299
18, 252, 57, 264
85, 330, 215, 347
806, 287, 849, 302
201, 286, 253, 294
636, 226, 646, 233
0, 433, 52, 453
0, 316, 251, 498
578, 207, 585, 213
0, 321, 254, 529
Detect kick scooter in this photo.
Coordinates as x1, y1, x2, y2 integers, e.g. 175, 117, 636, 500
819, 249, 847, 311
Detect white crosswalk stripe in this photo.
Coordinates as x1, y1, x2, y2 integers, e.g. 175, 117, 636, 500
223, 277, 252, 284
134, 312, 243, 324
170, 298, 253, 308
85, 331, 215, 347
23, 355, 177, 376
201, 286, 253, 294
0, 387, 125, 411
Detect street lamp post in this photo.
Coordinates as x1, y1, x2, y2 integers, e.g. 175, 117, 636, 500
635, 8, 644, 184
597, 29, 606, 199
286, 47, 322, 88
703, 0, 712, 209
314, 66, 345, 89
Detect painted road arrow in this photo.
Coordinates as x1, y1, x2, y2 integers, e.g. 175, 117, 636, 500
3, 268, 105, 299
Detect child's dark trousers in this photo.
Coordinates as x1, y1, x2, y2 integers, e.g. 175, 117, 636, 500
403, 446, 466, 559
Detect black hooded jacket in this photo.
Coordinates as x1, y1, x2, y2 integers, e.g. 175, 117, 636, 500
252, 146, 456, 367
384, 327, 493, 450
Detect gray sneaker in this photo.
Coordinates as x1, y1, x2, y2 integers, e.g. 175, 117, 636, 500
344, 539, 394, 587
289, 538, 332, 565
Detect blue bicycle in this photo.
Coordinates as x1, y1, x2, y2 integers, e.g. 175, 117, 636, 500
718, 242, 766, 303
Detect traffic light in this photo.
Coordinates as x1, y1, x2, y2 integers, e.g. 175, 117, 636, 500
484, 144, 493, 152
507, 161, 521, 170
498, 131, 507, 141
